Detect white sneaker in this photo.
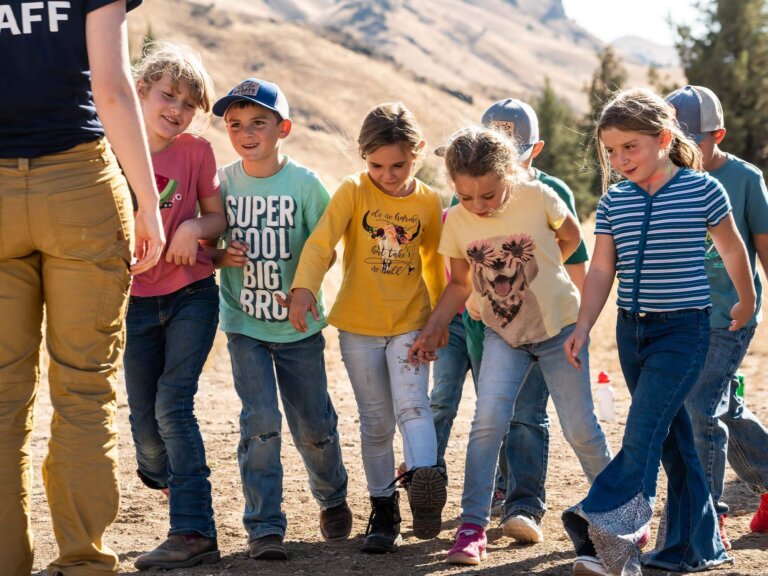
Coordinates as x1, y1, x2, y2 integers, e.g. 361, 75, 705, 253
501, 513, 543, 543
572, 555, 609, 576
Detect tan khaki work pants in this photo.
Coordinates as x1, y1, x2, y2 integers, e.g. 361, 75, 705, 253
0, 139, 134, 576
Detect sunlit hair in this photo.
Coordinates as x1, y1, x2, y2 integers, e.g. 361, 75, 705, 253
357, 102, 425, 162
133, 40, 214, 116
442, 125, 526, 215
596, 88, 702, 192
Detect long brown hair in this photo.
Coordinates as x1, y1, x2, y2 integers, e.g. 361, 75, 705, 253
596, 88, 702, 192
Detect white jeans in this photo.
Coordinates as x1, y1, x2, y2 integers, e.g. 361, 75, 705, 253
339, 330, 437, 497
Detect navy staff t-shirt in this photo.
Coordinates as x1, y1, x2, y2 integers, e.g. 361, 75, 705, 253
0, 0, 142, 158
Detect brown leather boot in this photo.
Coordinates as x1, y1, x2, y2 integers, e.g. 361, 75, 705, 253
134, 534, 220, 570
320, 501, 353, 541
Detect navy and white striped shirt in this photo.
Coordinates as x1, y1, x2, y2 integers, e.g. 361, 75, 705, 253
596, 168, 731, 312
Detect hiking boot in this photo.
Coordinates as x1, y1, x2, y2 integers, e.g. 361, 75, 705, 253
750, 493, 768, 533
501, 511, 543, 543
134, 534, 219, 570
446, 523, 487, 565
718, 514, 732, 551
490, 488, 506, 517
249, 534, 288, 560
361, 493, 403, 554
573, 555, 610, 575
320, 501, 353, 541
400, 466, 447, 539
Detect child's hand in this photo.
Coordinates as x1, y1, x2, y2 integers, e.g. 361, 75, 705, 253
289, 288, 318, 333
407, 325, 445, 365
275, 292, 292, 308
563, 325, 589, 370
165, 220, 200, 266
221, 240, 250, 268
729, 299, 756, 331
130, 207, 165, 275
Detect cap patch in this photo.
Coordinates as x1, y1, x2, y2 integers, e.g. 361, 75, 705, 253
232, 80, 260, 97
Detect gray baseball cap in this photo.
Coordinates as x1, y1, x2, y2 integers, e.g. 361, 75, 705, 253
665, 85, 724, 143
481, 98, 540, 160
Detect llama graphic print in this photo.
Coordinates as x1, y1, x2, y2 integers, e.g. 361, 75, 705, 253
467, 233, 547, 343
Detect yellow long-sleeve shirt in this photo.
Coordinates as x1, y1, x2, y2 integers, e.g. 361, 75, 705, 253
292, 171, 445, 336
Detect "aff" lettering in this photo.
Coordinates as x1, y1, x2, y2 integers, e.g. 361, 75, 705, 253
0, 2, 70, 35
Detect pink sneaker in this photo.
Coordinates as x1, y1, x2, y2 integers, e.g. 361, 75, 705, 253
750, 493, 768, 534
446, 523, 487, 565
637, 526, 650, 549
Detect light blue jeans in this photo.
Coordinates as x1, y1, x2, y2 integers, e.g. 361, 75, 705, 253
339, 330, 437, 497
461, 324, 610, 527
227, 331, 348, 540
685, 325, 768, 514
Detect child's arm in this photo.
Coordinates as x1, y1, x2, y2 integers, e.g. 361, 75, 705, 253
564, 234, 617, 369
419, 201, 447, 308
166, 194, 227, 266
289, 179, 356, 332
202, 240, 249, 269
709, 214, 757, 330
409, 257, 471, 364
86, 3, 164, 274
555, 213, 583, 264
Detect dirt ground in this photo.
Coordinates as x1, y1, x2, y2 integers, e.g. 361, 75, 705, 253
30, 225, 768, 576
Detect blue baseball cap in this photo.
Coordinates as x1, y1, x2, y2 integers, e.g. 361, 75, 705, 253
665, 85, 724, 143
213, 78, 289, 119
481, 98, 540, 160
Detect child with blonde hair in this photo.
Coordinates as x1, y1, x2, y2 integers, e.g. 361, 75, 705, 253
289, 102, 447, 554
124, 41, 226, 571
561, 88, 755, 576
410, 124, 609, 566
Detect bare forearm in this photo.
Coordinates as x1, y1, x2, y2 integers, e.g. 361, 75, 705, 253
575, 268, 614, 331
185, 213, 227, 241
425, 281, 471, 332
720, 243, 757, 305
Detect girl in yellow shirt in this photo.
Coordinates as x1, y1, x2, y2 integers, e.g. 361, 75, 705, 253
289, 102, 446, 554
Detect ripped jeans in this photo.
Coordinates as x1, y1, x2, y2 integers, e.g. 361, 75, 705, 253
227, 331, 348, 540
339, 330, 438, 497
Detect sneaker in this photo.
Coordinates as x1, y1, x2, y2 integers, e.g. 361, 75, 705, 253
490, 489, 505, 517
501, 512, 543, 544
573, 555, 609, 576
718, 514, 732, 551
361, 493, 403, 554
134, 534, 220, 570
446, 523, 487, 565
248, 534, 288, 560
320, 501, 353, 541
637, 526, 650, 549
750, 493, 768, 533
403, 466, 447, 539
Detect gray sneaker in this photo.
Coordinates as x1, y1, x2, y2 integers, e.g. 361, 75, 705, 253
501, 512, 543, 543
134, 534, 220, 570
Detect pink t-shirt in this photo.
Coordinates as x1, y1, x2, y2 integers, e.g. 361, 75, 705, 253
131, 133, 220, 297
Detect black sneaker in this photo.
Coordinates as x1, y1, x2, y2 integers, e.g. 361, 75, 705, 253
398, 466, 447, 539
361, 493, 403, 553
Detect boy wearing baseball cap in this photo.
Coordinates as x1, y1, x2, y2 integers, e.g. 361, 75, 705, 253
666, 85, 768, 547
206, 78, 351, 560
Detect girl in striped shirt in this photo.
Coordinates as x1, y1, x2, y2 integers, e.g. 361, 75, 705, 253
562, 89, 755, 576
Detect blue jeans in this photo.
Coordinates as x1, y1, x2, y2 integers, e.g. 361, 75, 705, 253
429, 314, 480, 466
339, 330, 437, 497
563, 309, 729, 575
227, 330, 348, 540
686, 325, 768, 515
461, 324, 609, 527
123, 275, 219, 538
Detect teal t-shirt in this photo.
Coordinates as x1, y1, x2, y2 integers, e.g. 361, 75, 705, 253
707, 154, 768, 329
218, 157, 330, 342
533, 168, 589, 265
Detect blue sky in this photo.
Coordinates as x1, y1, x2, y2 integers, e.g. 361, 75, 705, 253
561, 0, 698, 46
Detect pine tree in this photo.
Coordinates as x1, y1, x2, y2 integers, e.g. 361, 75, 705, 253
676, 0, 768, 167
533, 78, 593, 219
581, 46, 629, 204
